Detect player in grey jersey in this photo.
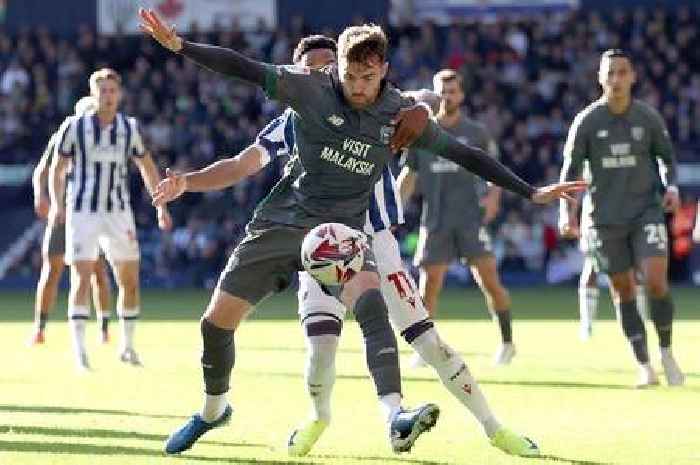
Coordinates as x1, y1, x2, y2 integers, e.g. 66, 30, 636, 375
399, 69, 518, 366
140, 9, 584, 455
30, 96, 113, 346
559, 49, 684, 387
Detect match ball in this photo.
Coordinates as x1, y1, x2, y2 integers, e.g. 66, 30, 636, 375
301, 223, 367, 285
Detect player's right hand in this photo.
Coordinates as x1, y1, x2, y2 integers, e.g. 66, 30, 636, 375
34, 195, 50, 219
152, 168, 187, 207
138, 8, 183, 52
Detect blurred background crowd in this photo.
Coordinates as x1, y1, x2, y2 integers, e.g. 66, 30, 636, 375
1, 3, 698, 287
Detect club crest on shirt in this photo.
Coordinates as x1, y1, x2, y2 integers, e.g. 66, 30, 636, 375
327, 114, 344, 127
379, 125, 394, 145
631, 126, 644, 141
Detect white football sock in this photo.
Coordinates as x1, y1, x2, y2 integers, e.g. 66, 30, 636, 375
68, 305, 89, 357
202, 393, 228, 422
304, 334, 338, 423
578, 287, 599, 327
412, 328, 501, 437
118, 307, 139, 352
379, 392, 402, 424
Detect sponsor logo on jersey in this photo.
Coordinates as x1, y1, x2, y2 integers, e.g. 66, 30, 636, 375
430, 158, 461, 173
610, 143, 631, 156
327, 114, 344, 126
342, 138, 372, 158
631, 126, 644, 141
319, 146, 375, 176
596, 129, 608, 138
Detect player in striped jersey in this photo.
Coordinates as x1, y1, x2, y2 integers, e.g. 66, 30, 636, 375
30, 96, 113, 345
49, 68, 172, 370
153, 35, 539, 459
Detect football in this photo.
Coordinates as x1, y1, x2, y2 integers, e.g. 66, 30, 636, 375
301, 223, 367, 285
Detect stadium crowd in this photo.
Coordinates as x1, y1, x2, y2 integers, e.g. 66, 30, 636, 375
2, 5, 699, 286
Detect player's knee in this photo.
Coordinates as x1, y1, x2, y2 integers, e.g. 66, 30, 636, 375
611, 275, 634, 300
352, 288, 389, 326
342, 272, 380, 309
645, 277, 667, 298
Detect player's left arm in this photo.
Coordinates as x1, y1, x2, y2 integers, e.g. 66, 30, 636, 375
413, 121, 586, 204
480, 132, 502, 224
127, 118, 172, 231
649, 109, 680, 213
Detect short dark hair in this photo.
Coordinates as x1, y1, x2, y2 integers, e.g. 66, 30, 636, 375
601, 49, 632, 62
292, 35, 337, 64
338, 24, 388, 65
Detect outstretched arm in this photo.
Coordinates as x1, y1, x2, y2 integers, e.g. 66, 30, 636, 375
152, 144, 267, 207
139, 8, 268, 88
416, 122, 586, 203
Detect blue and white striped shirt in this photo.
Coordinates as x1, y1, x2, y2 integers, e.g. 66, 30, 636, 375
255, 109, 403, 234
56, 111, 145, 214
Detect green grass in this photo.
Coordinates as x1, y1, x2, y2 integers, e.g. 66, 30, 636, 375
1, 287, 699, 465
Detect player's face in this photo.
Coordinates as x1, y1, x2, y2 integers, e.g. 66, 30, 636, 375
435, 79, 464, 114
339, 55, 388, 109
300, 48, 336, 69
93, 78, 122, 113
599, 56, 636, 99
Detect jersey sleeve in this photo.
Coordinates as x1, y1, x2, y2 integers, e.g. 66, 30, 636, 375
648, 108, 677, 186
127, 116, 147, 158
559, 111, 588, 182
55, 116, 78, 158
263, 64, 321, 111
255, 111, 292, 167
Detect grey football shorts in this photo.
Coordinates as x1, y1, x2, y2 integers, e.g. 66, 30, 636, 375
218, 223, 377, 306
414, 226, 492, 267
42, 221, 65, 256
587, 221, 668, 275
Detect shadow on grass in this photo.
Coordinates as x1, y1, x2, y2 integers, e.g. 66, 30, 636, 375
0, 404, 185, 420
539, 454, 615, 465
241, 345, 488, 358
0, 425, 265, 448
0, 440, 307, 464
243, 371, 636, 391
313, 453, 454, 464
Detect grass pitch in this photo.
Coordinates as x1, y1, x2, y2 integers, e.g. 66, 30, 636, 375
1, 286, 698, 465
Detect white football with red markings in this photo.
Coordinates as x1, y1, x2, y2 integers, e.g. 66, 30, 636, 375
301, 223, 367, 285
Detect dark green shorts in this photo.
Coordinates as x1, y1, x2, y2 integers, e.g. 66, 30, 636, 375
218, 224, 377, 305
42, 221, 65, 256
414, 226, 492, 267
587, 222, 668, 275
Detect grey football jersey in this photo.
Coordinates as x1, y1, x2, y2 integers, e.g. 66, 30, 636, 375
560, 98, 675, 226
406, 115, 499, 232
253, 64, 441, 230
